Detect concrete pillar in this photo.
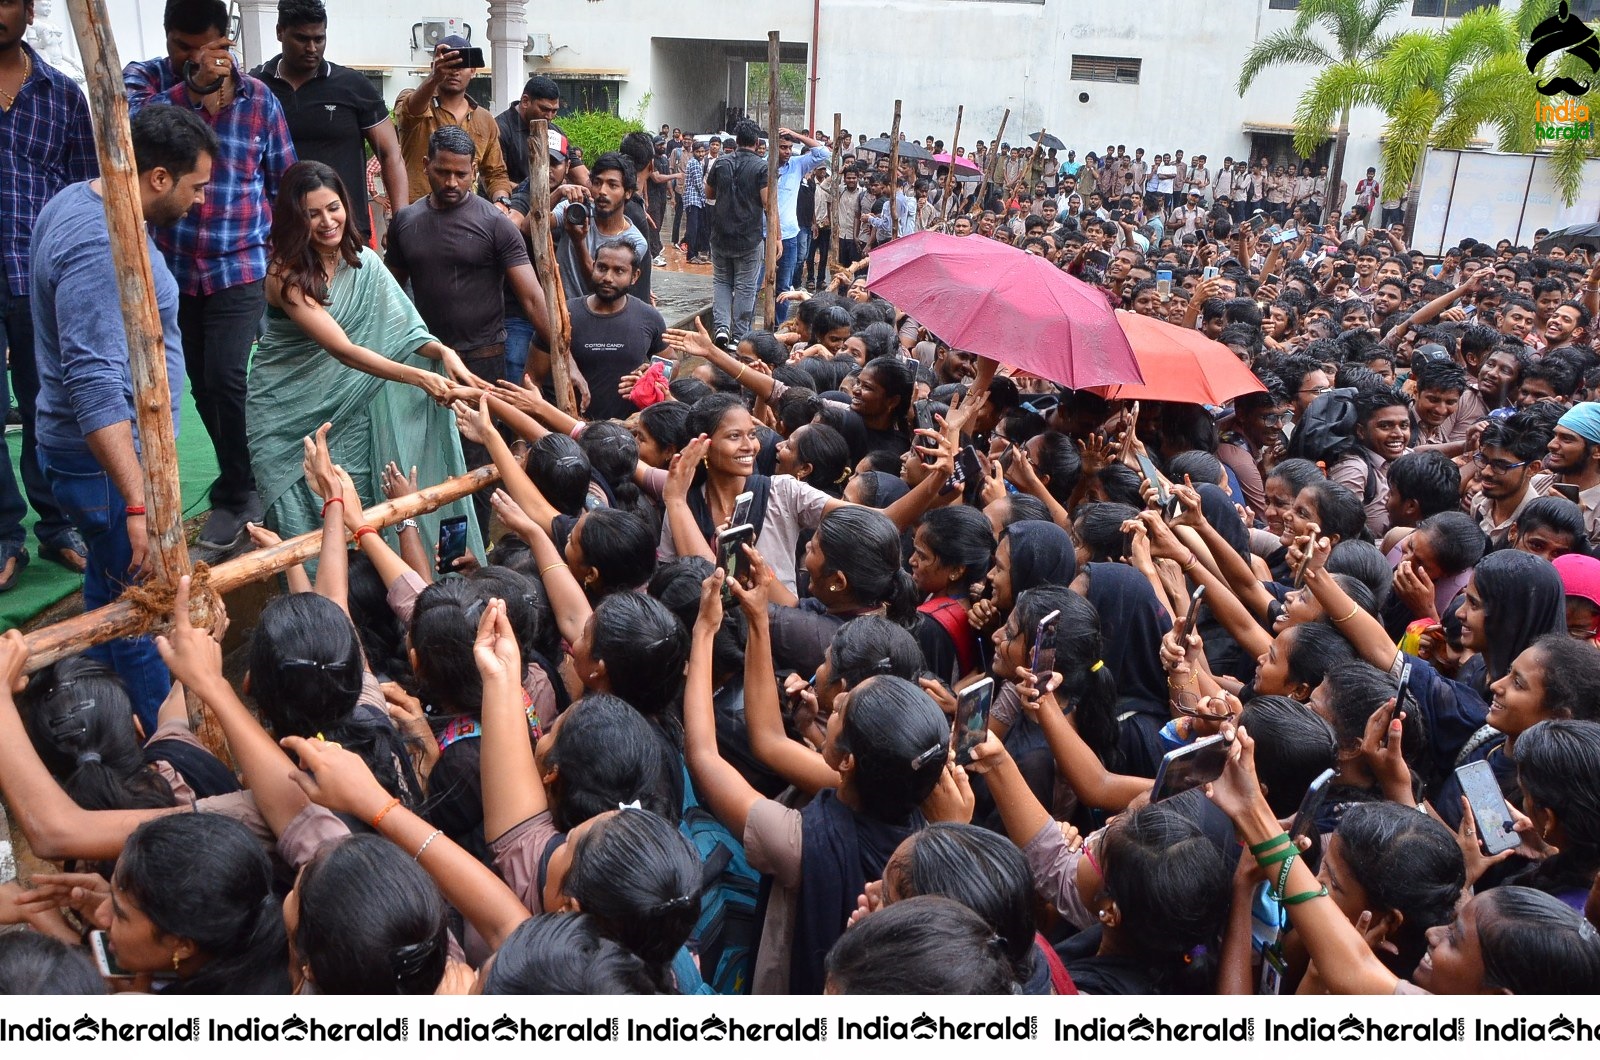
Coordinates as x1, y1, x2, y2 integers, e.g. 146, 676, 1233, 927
237, 0, 277, 70
486, 0, 529, 112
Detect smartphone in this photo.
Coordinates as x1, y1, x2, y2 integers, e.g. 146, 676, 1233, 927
1171, 583, 1207, 648
1456, 759, 1522, 855
1087, 249, 1112, 269
1202, 265, 1220, 281
1150, 733, 1231, 802
1554, 482, 1581, 503
717, 523, 755, 594
1337, 262, 1357, 280
89, 930, 136, 979
1383, 661, 1414, 749
435, 515, 469, 576
956, 444, 983, 486
1029, 609, 1061, 677
952, 676, 995, 766
1272, 226, 1299, 245
650, 354, 675, 381
1134, 450, 1170, 508
1156, 268, 1173, 302
1288, 766, 1337, 871
1291, 544, 1315, 589
451, 46, 486, 68
730, 490, 754, 528
1264, 272, 1281, 287
915, 403, 937, 465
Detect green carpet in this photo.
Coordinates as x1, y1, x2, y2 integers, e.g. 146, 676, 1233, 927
0, 390, 220, 632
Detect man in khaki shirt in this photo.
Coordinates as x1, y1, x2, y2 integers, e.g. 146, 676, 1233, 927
397, 37, 512, 208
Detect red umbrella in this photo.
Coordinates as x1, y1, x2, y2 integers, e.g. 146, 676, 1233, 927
1087, 311, 1265, 405
866, 231, 1142, 390
932, 152, 981, 173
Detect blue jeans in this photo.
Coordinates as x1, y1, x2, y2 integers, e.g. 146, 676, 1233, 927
37, 445, 171, 730
0, 284, 72, 554
776, 235, 802, 322
504, 315, 536, 387
711, 241, 763, 342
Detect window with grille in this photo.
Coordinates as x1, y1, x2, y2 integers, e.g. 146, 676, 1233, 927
1267, 0, 1300, 9
1410, 0, 1498, 16
1070, 55, 1142, 84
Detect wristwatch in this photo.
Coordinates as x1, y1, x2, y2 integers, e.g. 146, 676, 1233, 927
401, 518, 419, 532
494, 195, 512, 207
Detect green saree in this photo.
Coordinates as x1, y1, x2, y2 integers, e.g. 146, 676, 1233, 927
247, 246, 483, 558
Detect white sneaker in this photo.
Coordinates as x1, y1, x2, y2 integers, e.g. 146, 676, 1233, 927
653, 255, 667, 267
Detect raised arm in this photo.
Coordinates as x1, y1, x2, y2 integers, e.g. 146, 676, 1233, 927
684, 571, 766, 839
473, 599, 550, 842
455, 398, 561, 534
489, 489, 593, 648
155, 576, 310, 838
1301, 536, 1400, 671
285, 733, 530, 951
1208, 727, 1401, 995
1022, 670, 1151, 811
664, 318, 777, 403
732, 550, 840, 795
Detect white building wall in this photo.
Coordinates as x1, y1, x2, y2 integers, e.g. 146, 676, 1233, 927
87, 0, 1524, 191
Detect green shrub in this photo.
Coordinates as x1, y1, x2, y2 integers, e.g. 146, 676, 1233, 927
560, 93, 652, 162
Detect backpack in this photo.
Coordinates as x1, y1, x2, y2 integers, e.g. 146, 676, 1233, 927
680, 768, 761, 994
918, 596, 980, 678
1287, 387, 1377, 504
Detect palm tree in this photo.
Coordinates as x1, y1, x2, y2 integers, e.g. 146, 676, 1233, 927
1236, 0, 1409, 224
1373, 2, 1597, 226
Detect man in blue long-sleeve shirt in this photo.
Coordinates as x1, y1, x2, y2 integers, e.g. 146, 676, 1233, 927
31, 105, 217, 730
773, 127, 828, 322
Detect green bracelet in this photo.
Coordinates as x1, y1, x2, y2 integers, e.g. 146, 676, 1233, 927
1249, 832, 1293, 855
1256, 844, 1297, 867
1274, 852, 1297, 899
1281, 886, 1329, 906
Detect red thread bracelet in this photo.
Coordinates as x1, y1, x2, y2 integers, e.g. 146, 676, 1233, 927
321, 497, 343, 518
125, 505, 146, 516
354, 525, 378, 543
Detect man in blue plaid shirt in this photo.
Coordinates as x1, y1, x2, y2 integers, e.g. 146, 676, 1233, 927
0, 0, 97, 590
125, 0, 296, 551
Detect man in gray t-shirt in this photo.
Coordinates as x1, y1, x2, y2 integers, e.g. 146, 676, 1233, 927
386, 127, 549, 372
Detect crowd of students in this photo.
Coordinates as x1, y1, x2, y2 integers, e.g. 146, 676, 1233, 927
12, 9, 1600, 987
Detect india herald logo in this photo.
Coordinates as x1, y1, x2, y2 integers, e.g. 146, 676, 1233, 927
1528, 0, 1600, 96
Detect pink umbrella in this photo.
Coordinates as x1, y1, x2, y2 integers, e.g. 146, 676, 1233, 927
932, 152, 980, 173
866, 231, 1143, 390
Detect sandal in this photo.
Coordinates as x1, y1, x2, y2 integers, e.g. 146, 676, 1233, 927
41, 532, 87, 574
0, 548, 29, 593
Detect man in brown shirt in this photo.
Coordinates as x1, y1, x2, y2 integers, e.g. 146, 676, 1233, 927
397, 37, 512, 208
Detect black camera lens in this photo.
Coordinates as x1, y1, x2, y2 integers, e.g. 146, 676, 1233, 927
567, 202, 588, 224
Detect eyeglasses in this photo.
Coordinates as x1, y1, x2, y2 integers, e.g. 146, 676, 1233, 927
1472, 452, 1532, 474
1257, 413, 1288, 427
1298, 385, 1331, 397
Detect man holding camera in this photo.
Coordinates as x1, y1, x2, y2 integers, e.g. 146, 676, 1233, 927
124, 0, 296, 550
397, 34, 512, 209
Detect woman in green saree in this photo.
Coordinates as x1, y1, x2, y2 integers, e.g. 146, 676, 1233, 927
249, 161, 484, 555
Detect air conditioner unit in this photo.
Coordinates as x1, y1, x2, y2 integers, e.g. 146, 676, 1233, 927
416, 18, 470, 52
525, 32, 553, 58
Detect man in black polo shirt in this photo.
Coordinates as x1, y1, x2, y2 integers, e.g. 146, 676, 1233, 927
252, 0, 405, 243
496, 74, 588, 188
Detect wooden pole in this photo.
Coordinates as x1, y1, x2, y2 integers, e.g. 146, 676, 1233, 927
526, 119, 575, 413
1008, 128, 1047, 204
984, 108, 1010, 206
828, 111, 842, 272
941, 104, 964, 222
20, 465, 501, 674
887, 100, 902, 240
66, 0, 190, 586
762, 30, 782, 328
